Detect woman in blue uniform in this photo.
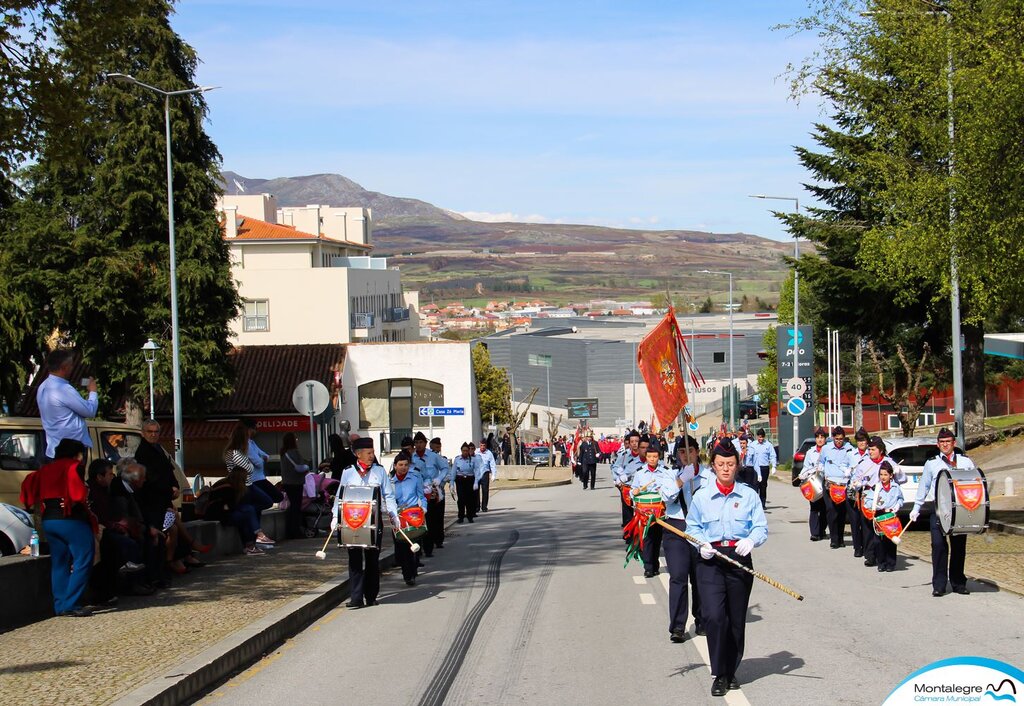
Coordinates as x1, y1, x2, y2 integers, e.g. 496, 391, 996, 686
390, 451, 427, 586
685, 442, 768, 697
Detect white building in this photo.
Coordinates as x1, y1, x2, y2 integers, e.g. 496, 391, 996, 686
217, 194, 419, 345
340, 341, 481, 454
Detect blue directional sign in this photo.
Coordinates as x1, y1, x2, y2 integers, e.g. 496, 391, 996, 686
786, 397, 807, 417
418, 406, 465, 417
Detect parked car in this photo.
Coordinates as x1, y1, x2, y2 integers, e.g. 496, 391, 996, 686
790, 438, 817, 486
0, 417, 190, 508
524, 445, 551, 466
0, 503, 34, 556
738, 398, 768, 419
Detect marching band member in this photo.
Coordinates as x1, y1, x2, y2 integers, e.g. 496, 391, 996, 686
736, 436, 757, 490
453, 443, 480, 524
629, 445, 670, 578
798, 427, 829, 542
663, 435, 708, 642
686, 442, 768, 697
750, 429, 776, 508
477, 439, 497, 512
411, 432, 450, 556
331, 437, 399, 609
576, 430, 602, 490
821, 426, 853, 549
851, 436, 907, 567
846, 428, 871, 558
862, 461, 903, 573
391, 451, 427, 586
911, 428, 976, 597
612, 431, 644, 528
428, 437, 452, 549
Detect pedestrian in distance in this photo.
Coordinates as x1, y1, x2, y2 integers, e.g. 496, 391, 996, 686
453, 443, 479, 523
749, 429, 776, 508
576, 430, 601, 490
279, 432, 311, 540
477, 439, 496, 511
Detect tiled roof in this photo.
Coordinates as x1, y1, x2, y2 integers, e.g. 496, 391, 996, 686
227, 217, 372, 250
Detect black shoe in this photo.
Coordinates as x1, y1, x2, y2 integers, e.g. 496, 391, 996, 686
468, 517, 474, 523
424, 552, 433, 558
830, 544, 841, 549
481, 507, 488, 512
670, 630, 687, 643
932, 590, 944, 597
695, 625, 706, 636
877, 565, 885, 572
457, 518, 464, 524
727, 677, 741, 690
711, 676, 728, 697
405, 579, 416, 587
809, 536, 822, 542
436, 544, 444, 549
347, 601, 365, 609
365, 599, 378, 607
854, 550, 864, 558
91, 596, 118, 608
129, 582, 155, 596
644, 570, 655, 578
864, 559, 876, 567
61, 606, 92, 617
952, 586, 970, 595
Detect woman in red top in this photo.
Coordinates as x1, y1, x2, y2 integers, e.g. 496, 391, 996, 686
20, 438, 98, 617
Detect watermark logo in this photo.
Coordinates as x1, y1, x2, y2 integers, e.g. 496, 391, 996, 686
883, 657, 1022, 705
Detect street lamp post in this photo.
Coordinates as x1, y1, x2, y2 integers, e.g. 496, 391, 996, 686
141, 338, 160, 421
699, 269, 735, 430
751, 194, 801, 455
105, 73, 219, 468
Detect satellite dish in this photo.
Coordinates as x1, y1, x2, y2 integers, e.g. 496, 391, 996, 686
292, 380, 330, 417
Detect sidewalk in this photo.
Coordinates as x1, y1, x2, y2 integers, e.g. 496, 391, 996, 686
0, 494, 469, 706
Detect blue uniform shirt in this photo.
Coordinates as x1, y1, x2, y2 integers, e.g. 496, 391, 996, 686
685, 480, 768, 547
37, 375, 99, 457
453, 455, 481, 484
821, 441, 853, 482
411, 449, 450, 488
914, 451, 976, 513
392, 472, 427, 511
630, 462, 676, 513
750, 439, 777, 476
799, 444, 828, 480
613, 451, 645, 485
333, 462, 399, 520
863, 482, 904, 514
852, 455, 907, 489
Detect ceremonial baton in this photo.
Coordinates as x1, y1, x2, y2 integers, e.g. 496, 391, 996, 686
654, 518, 804, 601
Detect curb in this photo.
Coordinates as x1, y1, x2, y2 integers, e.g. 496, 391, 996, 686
988, 519, 1024, 537
493, 478, 572, 490
113, 514, 464, 706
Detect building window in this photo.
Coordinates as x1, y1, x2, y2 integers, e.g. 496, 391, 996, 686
886, 412, 937, 430
243, 299, 269, 332
713, 351, 726, 363
530, 412, 539, 427
358, 378, 445, 434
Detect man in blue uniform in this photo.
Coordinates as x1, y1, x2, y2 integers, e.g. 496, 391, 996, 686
798, 427, 830, 541
911, 428, 977, 597
391, 451, 427, 586
629, 445, 671, 578
452, 443, 481, 523
331, 437, 398, 608
686, 442, 768, 697
663, 435, 708, 641
612, 431, 644, 528
749, 429, 777, 508
576, 430, 602, 490
411, 432, 450, 556
821, 427, 853, 549
477, 439, 497, 511
845, 428, 871, 558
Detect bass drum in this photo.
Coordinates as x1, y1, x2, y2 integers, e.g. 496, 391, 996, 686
337, 484, 383, 549
935, 467, 989, 536
800, 472, 824, 503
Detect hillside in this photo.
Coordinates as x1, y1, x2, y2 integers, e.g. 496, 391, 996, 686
220, 171, 798, 307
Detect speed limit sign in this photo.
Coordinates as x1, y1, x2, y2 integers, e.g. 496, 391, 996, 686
786, 377, 806, 397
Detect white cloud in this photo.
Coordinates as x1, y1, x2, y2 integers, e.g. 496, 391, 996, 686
458, 211, 552, 224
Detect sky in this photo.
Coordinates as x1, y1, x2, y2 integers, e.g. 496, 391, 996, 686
172, 0, 828, 241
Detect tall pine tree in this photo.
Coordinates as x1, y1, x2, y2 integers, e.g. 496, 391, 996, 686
9, 0, 238, 418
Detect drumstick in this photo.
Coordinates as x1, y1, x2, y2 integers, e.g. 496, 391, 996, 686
654, 518, 804, 601
630, 481, 654, 497
314, 528, 335, 560
394, 525, 421, 553
892, 519, 913, 545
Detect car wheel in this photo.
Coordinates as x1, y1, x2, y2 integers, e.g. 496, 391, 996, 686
0, 533, 16, 557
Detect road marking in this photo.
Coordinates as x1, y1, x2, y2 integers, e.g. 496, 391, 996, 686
639, 593, 656, 605
633, 575, 647, 584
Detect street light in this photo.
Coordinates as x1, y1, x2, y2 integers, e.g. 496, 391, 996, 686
751, 194, 801, 456
141, 338, 160, 421
105, 72, 219, 468
699, 269, 735, 430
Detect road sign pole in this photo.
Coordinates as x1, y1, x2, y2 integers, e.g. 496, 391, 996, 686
307, 383, 317, 466
428, 400, 433, 439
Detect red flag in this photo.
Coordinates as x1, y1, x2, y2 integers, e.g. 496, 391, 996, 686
636, 308, 689, 429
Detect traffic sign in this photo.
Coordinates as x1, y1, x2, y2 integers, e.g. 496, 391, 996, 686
786, 397, 808, 416
688, 421, 700, 432
418, 406, 465, 417
786, 377, 806, 397
292, 380, 331, 416
752, 394, 761, 402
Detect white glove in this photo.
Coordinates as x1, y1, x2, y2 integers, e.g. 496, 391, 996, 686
735, 538, 754, 557
770, 466, 777, 476
330, 515, 339, 532
798, 469, 810, 481
843, 470, 852, 481
473, 483, 479, 491
909, 510, 920, 523
699, 543, 716, 560
391, 514, 402, 531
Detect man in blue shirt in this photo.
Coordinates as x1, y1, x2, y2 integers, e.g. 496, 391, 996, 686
390, 451, 427, 586
477, 439, 497, 512
452, 443, 480, 523
37, 350, 99, 458
613, 431, 644, 528
685, 441, 768, 696
820, 426, 853, 549
411, 432, 450, 555
750, 429, 777, 508
663, 435, 707, 642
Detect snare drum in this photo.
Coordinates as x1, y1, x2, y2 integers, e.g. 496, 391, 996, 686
935, 468, 989, 535
620, 485, 634, 508
800, 472, 824, 503
398, 504, 427, 540
337, 484, 383, 549
826, 480, 847, 505
873, 511, 902, 540
632, 491, 665, 520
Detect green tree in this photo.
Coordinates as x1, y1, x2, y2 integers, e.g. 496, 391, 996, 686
7, 0, 238, 417
471, 343, 510, 426
698, 296, 714, 314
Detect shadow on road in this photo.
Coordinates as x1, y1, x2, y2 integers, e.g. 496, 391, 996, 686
739, 650, 813, 683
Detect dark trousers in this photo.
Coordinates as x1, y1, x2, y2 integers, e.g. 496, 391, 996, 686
808, 498, 827, 539
143, 531, 168, 586
246, 484, 274, 524
930, 511, 967, 592
423, 498, 445, 552
848, 493, 864, 553
90, 531, 124, 603
876, 534, 897, 570
479, 471, 491, 511
697, 548, 754, 679
641, 522, 663, 574
283, 483, 304, 539
620, 494, 634, 529
662, 517, 702, 633
756, 466, 769, 507
42, 518, 95, 614
863, 515, 879, 563
737, 466, 758, 491
581, 463, 597, 489
347, 547, 381, 604
394, 534, 417, 581
228, 503, 261, 545
455, 476, 477, 519
825, 487, 847, 547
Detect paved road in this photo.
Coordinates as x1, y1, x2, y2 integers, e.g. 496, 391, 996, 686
197, 476, 1024, 705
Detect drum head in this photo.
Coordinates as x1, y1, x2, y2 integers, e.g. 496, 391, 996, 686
935, 469, 954, 534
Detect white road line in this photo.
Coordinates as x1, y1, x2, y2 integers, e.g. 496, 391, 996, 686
633, 576, 647, 584
639, 593, 656, 605
657, 567, 752, 706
